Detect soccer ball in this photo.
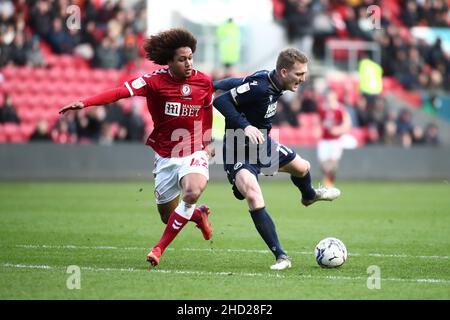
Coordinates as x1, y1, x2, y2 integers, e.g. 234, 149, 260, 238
315, 237, 347, 268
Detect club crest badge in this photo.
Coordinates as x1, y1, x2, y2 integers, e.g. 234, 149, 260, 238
181, 84, 192, 96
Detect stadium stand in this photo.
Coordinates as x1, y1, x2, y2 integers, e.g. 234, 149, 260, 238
0, 0, 449, 147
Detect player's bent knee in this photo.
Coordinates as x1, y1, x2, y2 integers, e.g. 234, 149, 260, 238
183, 187, 203, 203
245, 189, 264, 209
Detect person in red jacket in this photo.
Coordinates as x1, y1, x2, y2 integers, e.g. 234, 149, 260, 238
59, 28, 215, 267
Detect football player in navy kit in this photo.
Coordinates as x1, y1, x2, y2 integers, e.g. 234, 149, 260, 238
213, 48, 340, 270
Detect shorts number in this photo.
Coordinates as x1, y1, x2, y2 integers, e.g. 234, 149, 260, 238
276, 145, 292, 156
190, 157, 208, 169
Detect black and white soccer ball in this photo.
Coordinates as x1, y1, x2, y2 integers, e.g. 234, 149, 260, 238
315, 237, 347, 268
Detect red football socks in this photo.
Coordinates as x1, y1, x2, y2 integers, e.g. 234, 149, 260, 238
154, 211, 189, 253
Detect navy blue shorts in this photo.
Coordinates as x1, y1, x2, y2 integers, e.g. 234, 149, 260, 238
223, 136, 297, 200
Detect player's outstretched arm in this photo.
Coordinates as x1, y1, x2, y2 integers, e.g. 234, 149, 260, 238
58, 87, 131, 115
59, 101, 85, 114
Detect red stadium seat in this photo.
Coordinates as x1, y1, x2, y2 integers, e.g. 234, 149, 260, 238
1, 65, 17, 80
20, 108, 39, 125
0, 130, 6, 143
32, 68, 48, 81
20, 123, 36, 140
298, 113, 320, 128
2, 123, 25, 143
349, 127, 368, 147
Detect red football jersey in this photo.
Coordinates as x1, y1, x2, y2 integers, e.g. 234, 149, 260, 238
318, 104, 345, 140
124, 68, 213, 158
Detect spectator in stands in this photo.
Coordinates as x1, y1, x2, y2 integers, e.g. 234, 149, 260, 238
121, 99, 145, 141
299, 87, 318, 113
383, 115, 399, 146
0, 93, 20, 124
0, 0, 14, 20
216, 18, 241, 73
341, 84, 359, 127
48, 17, 76, 54
274, 91, 301, 127
0, 32, 12, 67
51, 118, 77, 144
94, 37, 122, 69
30, 119, 52, 142
370, 96, 388, 139
284, 0, 314, 58
314, 13, 338, 59
76, 108, 105, 144
122, 29, 140, 66
411, 125, 425, 145
358, 55, 383, 107
354, 95, 371, 128
423, 122, 440, 146
98, 123, 114, 146
26, 35, 46, 67
343, 6, 369, 41
29, 0, 53, 42
9, 31, 27, 66
401, 0, 419, 27
355, 6, 375, 41
396, 109, 414, 148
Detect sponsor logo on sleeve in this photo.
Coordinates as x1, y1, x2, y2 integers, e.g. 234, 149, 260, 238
236, 83, 250, 94
132, 77, 146, 89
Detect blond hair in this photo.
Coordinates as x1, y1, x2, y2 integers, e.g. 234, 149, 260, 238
276, 48, 308, 72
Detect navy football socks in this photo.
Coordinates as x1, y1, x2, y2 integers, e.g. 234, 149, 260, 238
291, 172, 316, 200
250, 207, 285, 259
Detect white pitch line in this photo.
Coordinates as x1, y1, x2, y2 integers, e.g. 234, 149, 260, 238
0, 263, 284, 279
13, 244, 449, 260
2, 263, 450, 285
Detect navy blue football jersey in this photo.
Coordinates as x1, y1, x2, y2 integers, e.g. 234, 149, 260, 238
213, 70, 283, 132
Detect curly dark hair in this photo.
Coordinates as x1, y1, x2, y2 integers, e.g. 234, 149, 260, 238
143, 28, 197, 65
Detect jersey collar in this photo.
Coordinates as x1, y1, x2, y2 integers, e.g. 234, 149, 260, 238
268, 70, 283, 94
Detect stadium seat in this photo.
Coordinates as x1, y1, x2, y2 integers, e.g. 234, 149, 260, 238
1, 65, 17, 80
275, 126, 297, 146
2, 123, 24, 143
298, 113, 320, 128
46, 67, 64, 81
32, 68, 48, 81
0, 130, 6, 143
20, 123, 36, 140
349, 127, 368, 147
22, 107, 43, 124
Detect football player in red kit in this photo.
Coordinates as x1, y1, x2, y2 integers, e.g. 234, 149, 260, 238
317, 90, 352, 188
59, 28, 215, 267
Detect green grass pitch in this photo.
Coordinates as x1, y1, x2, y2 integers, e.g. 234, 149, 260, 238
0, 180, 449, 299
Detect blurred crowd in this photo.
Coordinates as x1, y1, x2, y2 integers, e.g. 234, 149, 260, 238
0, 0, 146, 68
268, 0, 447, 147
0, 91, 146, 144
0, 0, 447, 147
273, 0, 450, 92
271, 86, 440, 147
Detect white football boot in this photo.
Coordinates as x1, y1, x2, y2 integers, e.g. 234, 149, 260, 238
270, 255, 292, 270
301, 187, 341, 207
